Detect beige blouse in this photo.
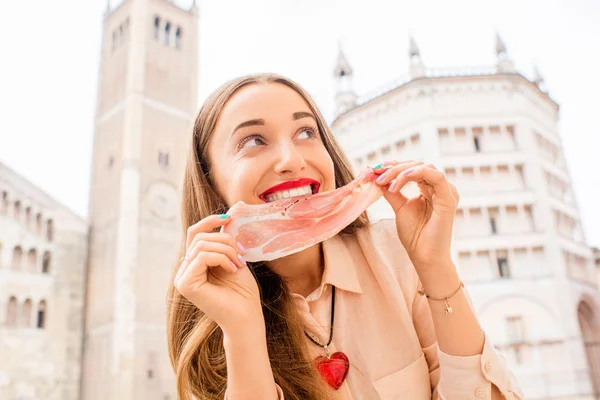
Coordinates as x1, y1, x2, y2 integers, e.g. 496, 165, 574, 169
228, 219, 524, 399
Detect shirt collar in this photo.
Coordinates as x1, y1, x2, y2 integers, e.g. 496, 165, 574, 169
303, 233, 364, 302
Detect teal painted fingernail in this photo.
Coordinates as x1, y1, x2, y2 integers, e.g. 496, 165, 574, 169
218, 214, 229, 219
373, 163, 383, 169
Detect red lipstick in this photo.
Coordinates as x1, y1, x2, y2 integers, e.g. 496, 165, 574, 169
259, 178, 320, 201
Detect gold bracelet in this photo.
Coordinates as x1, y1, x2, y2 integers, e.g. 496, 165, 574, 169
418, 281, 464, 315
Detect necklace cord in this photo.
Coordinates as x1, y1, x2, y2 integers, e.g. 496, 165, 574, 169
304, 285, 335, 348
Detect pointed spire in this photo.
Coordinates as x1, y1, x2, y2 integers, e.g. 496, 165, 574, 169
495, 32, 507, 58
333, 40, 357, 117
532, 64, 548, 92
495, 32, 515, 73
533, 64, 543, 86
409, 35, 420, 59
409, 35, 425, 79
333, 40, 353, 78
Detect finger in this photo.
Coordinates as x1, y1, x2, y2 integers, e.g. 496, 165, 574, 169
186, 214, 231, 249
187, 232, 245, 260
393, 165, 454, 202
372, 160, 415, 174
448, 183, 460, 203
187, 240, 246, 270
174, 255, 191, 284
175, 252, 238, 299
376, 161, 425, 186
417, 181, 434, 203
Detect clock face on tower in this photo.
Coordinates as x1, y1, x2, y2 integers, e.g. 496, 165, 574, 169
146, 181, 179, 221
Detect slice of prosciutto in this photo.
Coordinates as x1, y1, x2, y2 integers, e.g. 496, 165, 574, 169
221, 167, 384, 262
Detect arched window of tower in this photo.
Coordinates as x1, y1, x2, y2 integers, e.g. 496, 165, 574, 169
119, 24, 124, 46
27, 248, 37, 272
42, 251, 51, 274
6, 296, 18, 327
37, 300, 47, 329
159, 151, 170, 168
35, 212, 42, 234
46, 219, 53, 242
175, 26, 182, 49
12, 246, 22, 271
22, 298, 32, 328
164, 22, 171, 46
14, 200, 20, 219
112, 30, 117, 52
154, 16, 160, 40
25, 206, 31, 228
1, 191, 7, 215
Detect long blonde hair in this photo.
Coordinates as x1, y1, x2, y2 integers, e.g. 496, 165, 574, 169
167, 73, 369, 400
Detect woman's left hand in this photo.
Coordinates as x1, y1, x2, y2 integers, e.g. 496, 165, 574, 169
373, 160, 460, 272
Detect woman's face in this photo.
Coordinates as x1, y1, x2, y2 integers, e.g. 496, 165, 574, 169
208, 83, 335, 208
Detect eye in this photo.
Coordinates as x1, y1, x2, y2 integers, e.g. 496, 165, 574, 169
297, 127, 317, 140
238, 134, 266, 150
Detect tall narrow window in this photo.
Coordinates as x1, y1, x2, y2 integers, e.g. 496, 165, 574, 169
36, 212, 42, 234
22, 299, 32, 327
37, 300, 47, 329
47, 219, 54, 242
27, 249, 37, 272
175, 27, 182, 49
14, 200, 21, 219
119, 25, 124, 46
473, 135, 481, 152
159, 152, 169, 168
12, 246, 23, 270
6, 296, 18, 327
42, 252, 51, 274
154, 16, 160, 40
164, 22, 171, 45
25, 207, 31, 228
497, 255, 510, 278
1, 191, 8, 215
112, 30, 117, 51
490, 216, 497, 234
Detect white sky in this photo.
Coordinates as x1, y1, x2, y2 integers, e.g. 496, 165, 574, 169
0, 0, 599, 247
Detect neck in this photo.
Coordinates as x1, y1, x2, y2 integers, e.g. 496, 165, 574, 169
268, 243, 323, 298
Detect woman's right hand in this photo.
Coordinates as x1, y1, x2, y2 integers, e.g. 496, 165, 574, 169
174, 214, 263, 335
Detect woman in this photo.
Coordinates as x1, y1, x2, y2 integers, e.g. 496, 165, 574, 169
167, 73, 523, 400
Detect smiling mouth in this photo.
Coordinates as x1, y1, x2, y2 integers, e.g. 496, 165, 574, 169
259, 179, 320, 203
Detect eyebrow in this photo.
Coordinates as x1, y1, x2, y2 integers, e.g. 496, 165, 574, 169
231, 112, 317, 137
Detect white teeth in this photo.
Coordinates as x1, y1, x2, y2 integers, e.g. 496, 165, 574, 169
264, 185, 313, 202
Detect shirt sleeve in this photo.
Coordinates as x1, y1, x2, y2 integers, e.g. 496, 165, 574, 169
413, 280, 524, 400
223, 384, 284, 400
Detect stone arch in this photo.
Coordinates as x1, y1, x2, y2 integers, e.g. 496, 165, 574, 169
22, 298, 32, 327
27, 248, 37, 272
37, 299, 47, 329
42, 251, 51, 274
577, 298, 600, 396
6, 296, 18, 326
12, 246, 23, 270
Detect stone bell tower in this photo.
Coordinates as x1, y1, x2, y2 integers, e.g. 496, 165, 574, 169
82, 1, 198, 399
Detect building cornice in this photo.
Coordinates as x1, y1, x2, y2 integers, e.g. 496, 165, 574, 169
332, 71, 559, 126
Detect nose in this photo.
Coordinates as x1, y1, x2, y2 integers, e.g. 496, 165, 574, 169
273, 140, 306, 176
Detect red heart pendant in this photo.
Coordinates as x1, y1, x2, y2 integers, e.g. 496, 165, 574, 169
314, 352, 350, 390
